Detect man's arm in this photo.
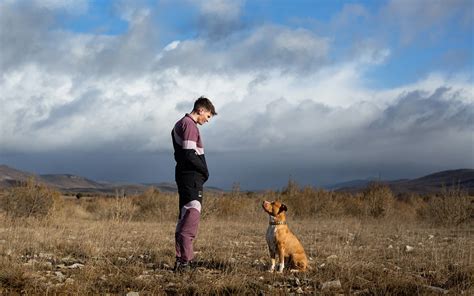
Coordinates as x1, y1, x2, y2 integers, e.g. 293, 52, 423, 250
178, 121, 209, 181
183, 149, 209, 181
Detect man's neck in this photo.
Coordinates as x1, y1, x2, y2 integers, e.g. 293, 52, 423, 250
188, 111, 199, 123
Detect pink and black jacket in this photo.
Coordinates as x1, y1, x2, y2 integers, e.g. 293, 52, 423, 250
171, 114, 209, 208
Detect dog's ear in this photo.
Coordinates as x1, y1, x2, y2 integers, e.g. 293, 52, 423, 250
278, 203, 287, 214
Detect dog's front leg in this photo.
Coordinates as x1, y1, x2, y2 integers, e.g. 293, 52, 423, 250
268, 250, 276, 272
277, 246, 285, 273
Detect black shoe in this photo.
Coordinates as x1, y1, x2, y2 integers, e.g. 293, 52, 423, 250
173, 261, 192, 273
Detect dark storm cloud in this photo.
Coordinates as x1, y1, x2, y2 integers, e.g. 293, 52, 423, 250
371, 87, 473, 132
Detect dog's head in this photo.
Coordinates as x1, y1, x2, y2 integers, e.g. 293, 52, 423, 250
262, 200, 287, 217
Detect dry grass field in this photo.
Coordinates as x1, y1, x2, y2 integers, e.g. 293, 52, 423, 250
0, 181, 472, 295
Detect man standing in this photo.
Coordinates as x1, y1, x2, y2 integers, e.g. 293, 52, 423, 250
171, 96, 217, 272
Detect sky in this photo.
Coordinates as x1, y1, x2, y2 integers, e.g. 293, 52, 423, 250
0, 0, 473, 190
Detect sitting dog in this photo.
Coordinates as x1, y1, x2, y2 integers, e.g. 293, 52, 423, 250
262, 200, 308, 272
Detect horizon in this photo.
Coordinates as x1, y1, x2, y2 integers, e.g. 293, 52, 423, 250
1, 0, 473, 190
1, 163, 472, 192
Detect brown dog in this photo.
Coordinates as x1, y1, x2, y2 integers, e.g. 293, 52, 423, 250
262, 200, 308, 272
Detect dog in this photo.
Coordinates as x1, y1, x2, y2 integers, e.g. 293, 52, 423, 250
262, 200, 308, 272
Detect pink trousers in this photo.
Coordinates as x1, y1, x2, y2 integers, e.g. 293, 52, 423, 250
175, 206, 201, 263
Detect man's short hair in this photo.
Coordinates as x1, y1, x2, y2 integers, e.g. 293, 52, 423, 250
193, 96, 217, 116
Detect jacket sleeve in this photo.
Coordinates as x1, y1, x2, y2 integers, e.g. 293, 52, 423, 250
180, 121, 209, 182
183, 149, 209, 181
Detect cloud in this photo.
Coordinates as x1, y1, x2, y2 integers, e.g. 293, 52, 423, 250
192, 0, 246, 39
0, 0, 472, 188
158, 24, 330, 74
380, 0, 473, 44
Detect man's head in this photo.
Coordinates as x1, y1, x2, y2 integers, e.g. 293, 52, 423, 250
191, 96, 217, 125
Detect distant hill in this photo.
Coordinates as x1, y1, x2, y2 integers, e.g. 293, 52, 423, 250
326, 179, 377, 191
388, 169, 474, 194
0, 165, 36, 187
0, 164, 224, 195
334, 169, 474, 195
1, 164, 472, 196
40, 174, 107, 189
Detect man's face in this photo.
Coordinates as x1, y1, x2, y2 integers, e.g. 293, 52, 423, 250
197, 108, 213, 125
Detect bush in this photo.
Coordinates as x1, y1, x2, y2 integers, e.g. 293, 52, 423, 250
0, 178, 62, 219
360, 182, 395, 218
282, 186, 344, 218
131, 187, 177, 221
425, 187, 473, 226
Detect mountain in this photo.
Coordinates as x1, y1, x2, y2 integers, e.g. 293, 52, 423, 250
0, 165, 224, 195
1, 164, 472, 195
326, 179, 377, 191
0, 165, 36, 187
388, 169, 474, 194
335, 169, 474, 195
40, 174, 107, 189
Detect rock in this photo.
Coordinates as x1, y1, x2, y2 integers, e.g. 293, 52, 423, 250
39, 253, 54, 259
296, 287, 304, 294
428, 235, 434, 240
126, 292, 139, 296
136, 275, 150, 281
55, 271, 66, 282
388, 245, 393, 249
319, 263, 326, 268
405, 245, 414, 253
40, 262, 53, 269
67, 263, 84, 269
259, 276, 264, 280
423, 285, 448, 294
353, 289, 370, 295
321, 280, 341, 290
61, 257, 77, 264
24, 259, 38, 266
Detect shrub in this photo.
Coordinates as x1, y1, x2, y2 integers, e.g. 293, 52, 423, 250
0, 178, 62, 219
425, 187, 473, 226
360, 182, 395, 218
131, 187, 177, 221
282, 186, 343, 218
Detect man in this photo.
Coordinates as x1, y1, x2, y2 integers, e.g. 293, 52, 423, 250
171, 96, 217, 272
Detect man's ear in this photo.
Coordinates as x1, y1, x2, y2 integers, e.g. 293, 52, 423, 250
278, 204, 287, 214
